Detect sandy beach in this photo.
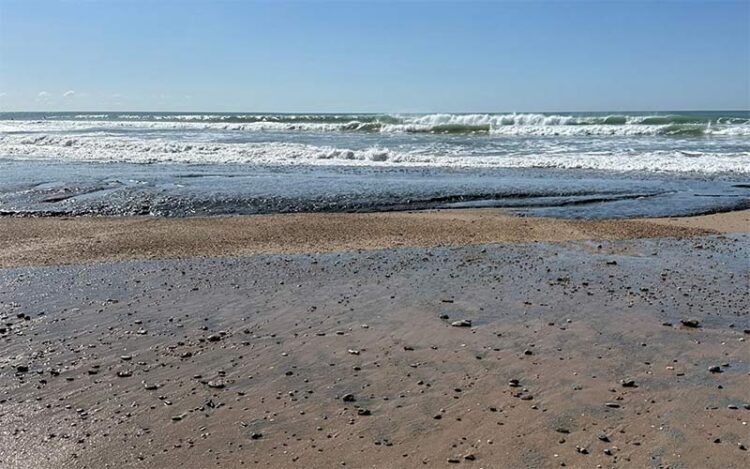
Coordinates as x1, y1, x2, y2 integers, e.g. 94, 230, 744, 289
0, 209, 748, 468
2, 0, 749, 467
1, 209, 748, 268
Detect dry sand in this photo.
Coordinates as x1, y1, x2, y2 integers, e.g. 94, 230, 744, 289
0, 209, 748, 268
0, 210, 748, 468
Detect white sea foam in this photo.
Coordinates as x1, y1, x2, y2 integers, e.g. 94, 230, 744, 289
0, 119, 368, 133
2, 132, 748, 174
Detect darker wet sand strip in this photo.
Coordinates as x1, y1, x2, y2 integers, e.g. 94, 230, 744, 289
0, 209, 748, 268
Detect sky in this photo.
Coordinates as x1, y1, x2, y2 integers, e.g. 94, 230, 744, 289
0, 0, 748, 113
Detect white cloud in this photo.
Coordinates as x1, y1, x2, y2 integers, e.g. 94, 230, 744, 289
0, 92, 6, 98
37, 91, 50, 98
63, 90, 75, 97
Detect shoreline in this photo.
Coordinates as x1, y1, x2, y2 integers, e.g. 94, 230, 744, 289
0, 208, 748, 268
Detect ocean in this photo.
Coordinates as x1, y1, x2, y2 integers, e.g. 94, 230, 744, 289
0, 111, 748, 218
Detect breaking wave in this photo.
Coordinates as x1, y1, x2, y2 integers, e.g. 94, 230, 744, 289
1, 112, 749, 136
2, 133, 748, 174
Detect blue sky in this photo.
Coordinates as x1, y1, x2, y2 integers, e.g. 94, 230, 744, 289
0, 0, 748, 112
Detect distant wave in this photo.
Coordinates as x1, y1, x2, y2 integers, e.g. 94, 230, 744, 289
1, 112, 749, 136
2, 133, 748, 174
22, 111, 749, 125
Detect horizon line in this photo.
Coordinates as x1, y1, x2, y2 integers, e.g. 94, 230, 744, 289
1, 109, 749, 115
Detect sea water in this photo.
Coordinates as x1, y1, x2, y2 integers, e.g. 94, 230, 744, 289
0, 111, 748, 218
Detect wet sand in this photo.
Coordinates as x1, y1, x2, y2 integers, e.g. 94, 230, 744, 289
0, 211, 749, 468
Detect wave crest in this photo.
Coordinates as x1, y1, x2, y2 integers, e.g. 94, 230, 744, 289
2, 112, 748, 136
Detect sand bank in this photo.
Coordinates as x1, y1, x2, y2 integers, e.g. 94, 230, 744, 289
1, 209, 748, 267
